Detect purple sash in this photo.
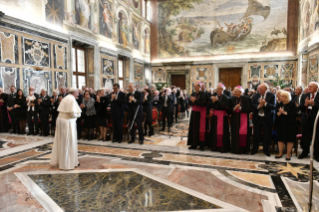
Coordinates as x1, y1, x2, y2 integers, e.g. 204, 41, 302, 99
192, 105, 206, 142
213, 110, 227, 147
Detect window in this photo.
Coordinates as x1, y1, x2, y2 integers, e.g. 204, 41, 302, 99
72, 46, 87, 89
118, 59, 124, 89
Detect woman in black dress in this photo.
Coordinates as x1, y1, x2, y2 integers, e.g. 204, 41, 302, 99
14, 89, 27, 134
80, 91, 96, 140
96, 89, 108, 141
143, 88, 153, 136
275, 90, 297, 160
178, 89, 186, 118
0, 88, 10, 133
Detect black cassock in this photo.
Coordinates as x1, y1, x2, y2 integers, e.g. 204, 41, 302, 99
187, 91, 208, 148
275, 101, 297, 143
0, 93, 10, 132
208, 94, 230, 152
229, 95, 252, 154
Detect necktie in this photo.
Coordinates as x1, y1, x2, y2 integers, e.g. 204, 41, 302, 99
260, 95, 264, 114
297, 95, 300, 105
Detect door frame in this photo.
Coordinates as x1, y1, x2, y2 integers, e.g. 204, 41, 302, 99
166, 68, 190, 92
213, 63, 248, 88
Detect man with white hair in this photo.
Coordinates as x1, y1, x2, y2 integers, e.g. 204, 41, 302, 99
188, 82, 208, 151
229, 86, 252, 154
59, 87, 67, 98
298, 82, 319, 161
152, 90, 161, 111
160, 87, 174, 132
208, 83, 230, 152
50, 88, 82, 170
38, 89, 51, 136
251, 83, 276, 156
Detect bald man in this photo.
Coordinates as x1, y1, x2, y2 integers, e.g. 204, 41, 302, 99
298, 82, 319, 161
251, 83, 276, 156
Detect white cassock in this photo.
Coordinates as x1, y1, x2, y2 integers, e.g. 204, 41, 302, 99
50, 94, 82, 170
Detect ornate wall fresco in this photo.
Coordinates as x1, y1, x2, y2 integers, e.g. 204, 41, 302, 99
100, 53, 117, 91
191, 65, 213, 93
131, 0, 141, 16
299, 0, 319, 42
157, 0, 288, 58
132, 18, 141, 50
99, 0, 114, 39
0, 23, 69, 95
248, 61, 297, 87
23, 68, 52, 96
45, 0, 65, 27
301, 60, 308, 87
134, 63, 144, 89
308, 49, 319, 84
0, 31, 19, 64
0, 67, 20, 94
55, 72, 68, 90
118, 10, 131, 48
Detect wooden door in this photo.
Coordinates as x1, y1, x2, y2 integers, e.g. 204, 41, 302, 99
171, 75, 186, 89
219, 68, 241, 90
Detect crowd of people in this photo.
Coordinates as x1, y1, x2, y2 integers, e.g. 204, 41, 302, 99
0, 83, 189, 145
187, 81, 319, 162
0, 81, 319, 162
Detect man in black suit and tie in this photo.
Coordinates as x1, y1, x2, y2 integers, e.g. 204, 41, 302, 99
7, 86, 19, 134
75, 91, 83, 139
152, 90, 162, 111
292, 86, 303, 116
160, 88, 174, 132
38, 89, 51, 136
110, 83, 126, 143
127, 83, 144, 144
251, 83, 276, 156
298, 82, 319, 161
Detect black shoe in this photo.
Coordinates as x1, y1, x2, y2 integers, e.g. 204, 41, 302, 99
188, 146, 196, 150
139, 140, 144, 145
34, 133, 38, 136
298, 153, 308, 159
128, 140, 134, 144
264, 151, 270, 157
10, 132, 14, 134
200, 147, 205, 151
275, 155, 283, 159
286, 157, 291, 161
315, 158, 319, 162
112, 140, 116, 143
77, 163, 80, 167
39, 134, 44, 136
118, 140, 122, 143
27, 133, 33, 136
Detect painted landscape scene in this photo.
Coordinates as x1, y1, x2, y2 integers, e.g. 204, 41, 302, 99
158, 0, 288, 57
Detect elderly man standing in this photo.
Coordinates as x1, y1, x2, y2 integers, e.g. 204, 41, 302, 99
251, 83, 276, 156
188, 82, 208, 151
50, 88, 82, 170
298, 82, 319, 161
38, 89, 51, 137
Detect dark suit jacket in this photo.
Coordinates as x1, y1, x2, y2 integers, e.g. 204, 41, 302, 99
126, 91, 143, 120
7, 92, 16, 108
160, 94, 175, 113
58, 93, 68, 98
39, 95, 51, 114
110, 91, 126, 118
291, 94, 302, 116
299, 92, 319, 125
251, 92, 276, 124
152, 95, 162, 111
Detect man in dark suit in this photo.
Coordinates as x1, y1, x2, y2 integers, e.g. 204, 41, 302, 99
152, 90, 162, 112
298, 82, 319, 161
127, 83, 144, 144
251, 83, 276, 156
110, 83, 126, 143
292, 86, 303, 116
7, 86, 19, 134
244, 82, 255, 98
38, 89, 51, 136
160, 88, 175, 132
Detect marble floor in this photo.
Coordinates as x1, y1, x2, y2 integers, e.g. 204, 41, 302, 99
0, 121, 319, 211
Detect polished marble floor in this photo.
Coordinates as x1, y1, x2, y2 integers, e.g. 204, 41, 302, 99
0, 118, 319, 211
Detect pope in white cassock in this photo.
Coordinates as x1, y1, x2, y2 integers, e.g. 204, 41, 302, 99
50, 88, 82, 170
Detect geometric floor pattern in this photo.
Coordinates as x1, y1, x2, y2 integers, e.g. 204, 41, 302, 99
0, 118, 318, 212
